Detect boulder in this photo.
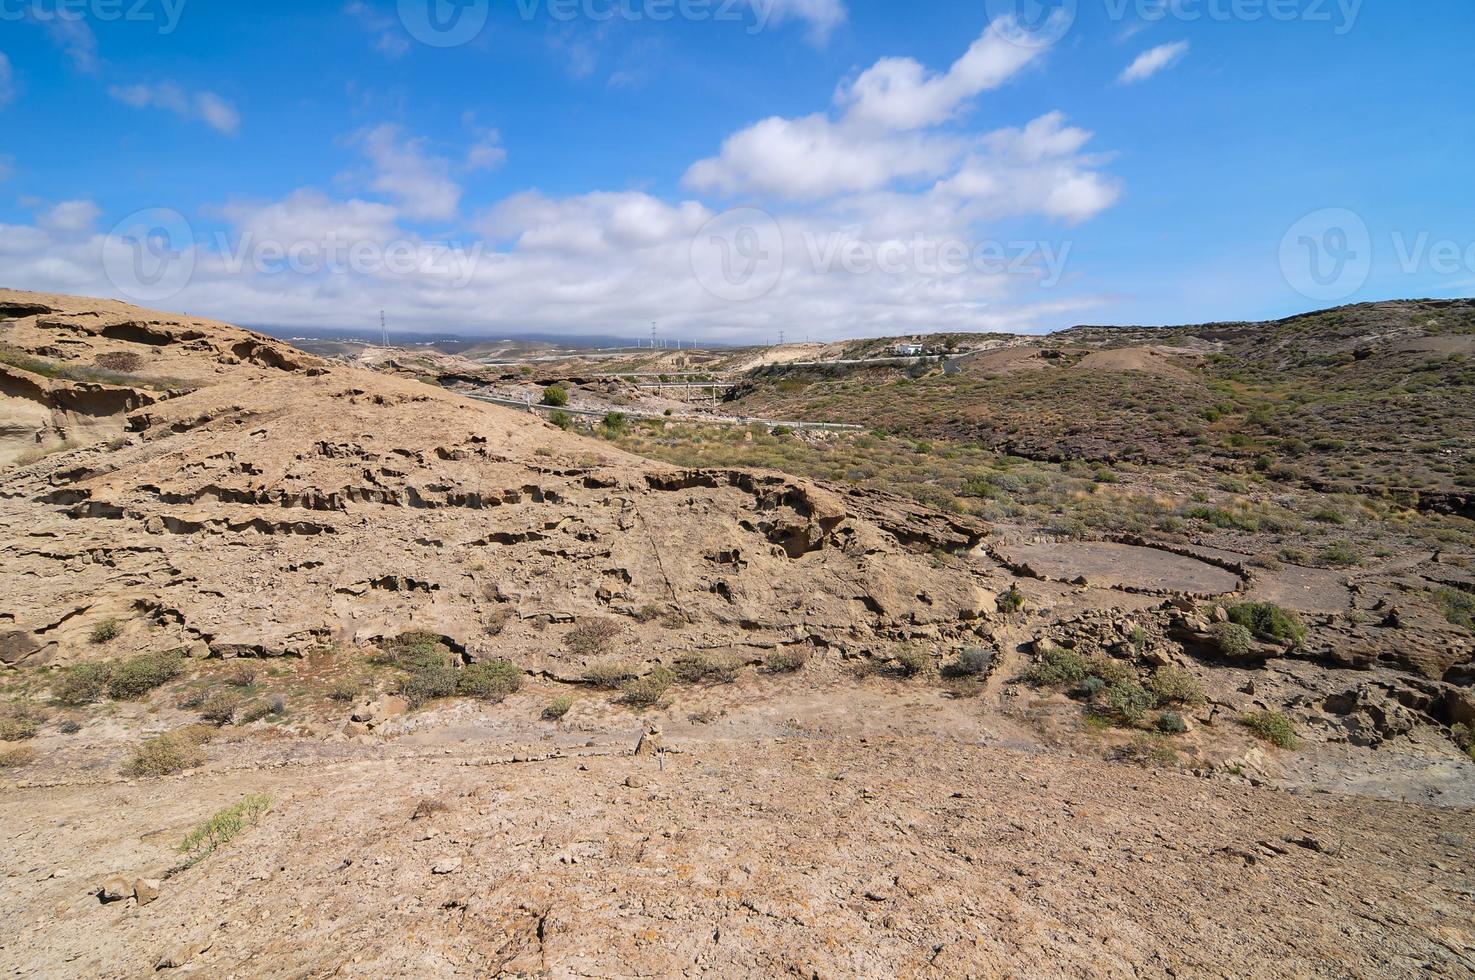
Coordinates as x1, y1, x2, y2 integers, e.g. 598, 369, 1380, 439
133, 878, 161, 907
634, 726, 663, 758
97, 877, 132, 903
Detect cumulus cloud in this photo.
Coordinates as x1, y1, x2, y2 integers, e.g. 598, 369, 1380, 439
38, 200, 101, 236
219, 189, 402, 246
838, 20, 1043, 131
685, 17, 1049, 200
109, 83, 241, 135
0, 15, 1122, 343
1119, 41, 1189, 84
355, 124, 464, 222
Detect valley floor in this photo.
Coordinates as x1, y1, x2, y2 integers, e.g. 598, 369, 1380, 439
3, 677, 1473, 979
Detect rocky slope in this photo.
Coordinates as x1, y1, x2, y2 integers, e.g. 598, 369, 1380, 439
0, 290, 994, 675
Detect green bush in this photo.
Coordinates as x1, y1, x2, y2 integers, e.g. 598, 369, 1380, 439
399, 663, 459, 707
1436, 589, 1475, 632
178, 794, 271, 866
997, 584, 1025, 614
1227, 602, 1307, 647
1100, 681, 1155, 725
621, 666, 674, 708
1073, 675, 1107, 701
327, 679, 361, 703
541, 384, 569, 407
1242, 710, 1299, 749
1023, 646, 1089, 686
53, 663, 113, 706
1147, 665, 1206, 705
543, 695, 574, 721
458, 660, 523, 701
89, 619, 121, 645
106, 650, 185, 700
1450, 723, 1474, 760
1210, 622, 1254, 659
550, 410, 574, 430
602, 412, 630, 434
1156, 711, 1189, 735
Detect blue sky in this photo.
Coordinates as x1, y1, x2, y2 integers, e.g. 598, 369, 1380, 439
0, 0, 1472, 341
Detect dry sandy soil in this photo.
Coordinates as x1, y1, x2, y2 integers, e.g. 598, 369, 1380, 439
2, 290, 1474, 978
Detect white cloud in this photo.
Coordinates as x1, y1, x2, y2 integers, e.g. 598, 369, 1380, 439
108, 83, 241, 135
355, 124, 463, 222
838, 19, 1044, 131
0, 53, 14, 108
195, 93, 242, 136
934, 114, 1121, 224
466, 131, 507, 171
219, 189, 402, 246
1119, 41, 1189, 84
38, 200, 101, 236
685, 17, 1049, 200
344, 1, 410, 59
754, 0, 848, 44
686, 114, 958, 199
0, 15, 1123, 343
43, 15, 98, 73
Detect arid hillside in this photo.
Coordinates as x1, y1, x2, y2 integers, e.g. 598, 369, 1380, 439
1, 290, 1473, 978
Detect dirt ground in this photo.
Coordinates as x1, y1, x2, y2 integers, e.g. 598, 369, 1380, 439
3, 675, 1474, 979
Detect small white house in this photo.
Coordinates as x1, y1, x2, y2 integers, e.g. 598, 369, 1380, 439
893, 343, 925, 357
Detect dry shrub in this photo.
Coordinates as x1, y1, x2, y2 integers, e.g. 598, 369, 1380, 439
765, 648, 808, 674
567, 619, 623, 657
0, 745, 37, 769
122, 728, 210, 778
582, 660, 637, 689
94, 351, 143, 372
